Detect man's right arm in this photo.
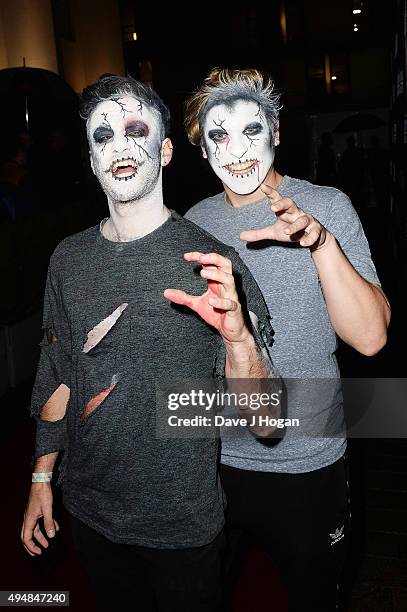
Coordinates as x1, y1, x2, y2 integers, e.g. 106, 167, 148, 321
21, 257, 71, 555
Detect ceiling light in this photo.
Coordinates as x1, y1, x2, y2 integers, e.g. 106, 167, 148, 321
353, 8, 362, 14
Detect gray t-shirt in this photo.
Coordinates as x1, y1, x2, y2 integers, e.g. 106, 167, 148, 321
31, 211, 273, 547
185, 175, 380, 473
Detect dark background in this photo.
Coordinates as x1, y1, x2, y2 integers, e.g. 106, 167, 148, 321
1, 0, 406, 610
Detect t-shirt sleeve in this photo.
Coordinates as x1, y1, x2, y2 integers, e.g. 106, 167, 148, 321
30, 254, 71, 460
324, 190, 381, 285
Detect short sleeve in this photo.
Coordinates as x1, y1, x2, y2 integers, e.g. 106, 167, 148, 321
30, 256, 71, 459
324, 191, 381, 285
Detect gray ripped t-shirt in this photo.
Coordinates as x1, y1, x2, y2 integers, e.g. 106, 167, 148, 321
185, 175, 381, 473
31, 211, 274, 547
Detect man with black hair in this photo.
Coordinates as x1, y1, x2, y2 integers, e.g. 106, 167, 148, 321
20, 74, 278, 612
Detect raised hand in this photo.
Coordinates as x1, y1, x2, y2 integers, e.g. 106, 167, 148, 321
164, 252, 249, 344
240, 183, 332, 251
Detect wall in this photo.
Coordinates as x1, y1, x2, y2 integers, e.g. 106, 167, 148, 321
0, 0, 58, 72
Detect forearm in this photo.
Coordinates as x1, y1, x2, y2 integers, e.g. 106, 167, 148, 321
312, 233, 390, 355
33, 451, 59, 473
224, 335, 280, 437
224, 334, 268, 378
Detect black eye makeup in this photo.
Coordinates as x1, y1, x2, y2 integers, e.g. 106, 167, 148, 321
125, 120, 149, 138
93, 126, 114, 143
208, 129, 228, 143
243, 122, 263, 136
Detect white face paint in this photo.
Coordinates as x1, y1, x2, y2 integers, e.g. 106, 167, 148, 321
202, 99, 275, 195
87, 95, 162, 203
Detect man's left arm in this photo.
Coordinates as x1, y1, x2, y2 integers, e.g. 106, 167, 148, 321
164, 251, 280, 436
310, 229, 390, 356
241, 185, 390, 356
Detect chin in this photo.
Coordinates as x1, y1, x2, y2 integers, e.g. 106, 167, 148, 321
107, 188, 141, 204
226, 181, 262, 196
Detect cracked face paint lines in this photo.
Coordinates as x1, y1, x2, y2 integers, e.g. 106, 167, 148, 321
94, 120, 151, 181
88, 95, 162, 203
203, 99, 275, 195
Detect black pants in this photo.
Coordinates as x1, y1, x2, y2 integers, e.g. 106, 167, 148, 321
220, 454, 351, 612
69, 514, 224, 612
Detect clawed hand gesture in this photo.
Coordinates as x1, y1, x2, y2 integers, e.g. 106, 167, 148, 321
164, 252, 249, 344
240, 183, 331, 251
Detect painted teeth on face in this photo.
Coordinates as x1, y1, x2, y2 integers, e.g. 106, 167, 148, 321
223, 159, 258, 176
203, 100, 275, 195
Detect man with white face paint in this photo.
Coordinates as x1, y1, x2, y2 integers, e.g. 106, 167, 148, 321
21, 74, 279, 612
185, 68, 391, 612
202, 98, 275, 195
89, 96, 163, 203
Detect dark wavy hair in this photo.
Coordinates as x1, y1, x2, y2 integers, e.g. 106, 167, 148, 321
79, 74, 171, 139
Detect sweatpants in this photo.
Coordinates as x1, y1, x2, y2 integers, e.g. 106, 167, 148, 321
69, 514, 224, 612
220, 454, 351, 612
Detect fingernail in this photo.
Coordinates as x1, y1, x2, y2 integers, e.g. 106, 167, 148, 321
47, 530, 55, 538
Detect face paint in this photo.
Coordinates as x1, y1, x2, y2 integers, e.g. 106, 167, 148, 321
87, 95, 162, 203
202, 100, 275, 195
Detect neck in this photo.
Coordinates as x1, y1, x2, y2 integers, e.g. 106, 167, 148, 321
104, 179, 169, 242
224, 168, 283, 208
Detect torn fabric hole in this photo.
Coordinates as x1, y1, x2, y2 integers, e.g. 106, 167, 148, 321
249, 310, 277, 378
40, 326, 58, 347
80, 374, 119, 421
40, 383, 70, 421
33, 321, 71, 420
30, 339, 71, 421
82, 303, 128, 353
249, 310, 274, 348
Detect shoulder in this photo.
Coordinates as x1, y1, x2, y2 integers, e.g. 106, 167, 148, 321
184, 192, 224, 221
284, 176, 354, 224
174, 212, 234, 257
49, 225, 99, 273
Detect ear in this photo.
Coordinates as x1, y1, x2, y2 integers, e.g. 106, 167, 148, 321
200, 144, 208, 159
161, 138, 174, 167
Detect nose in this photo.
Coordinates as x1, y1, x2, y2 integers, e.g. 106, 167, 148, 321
228, 136, 248, 160
112, 132, 129, 155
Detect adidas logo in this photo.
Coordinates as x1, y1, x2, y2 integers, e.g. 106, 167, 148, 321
329, 525, 345, 546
